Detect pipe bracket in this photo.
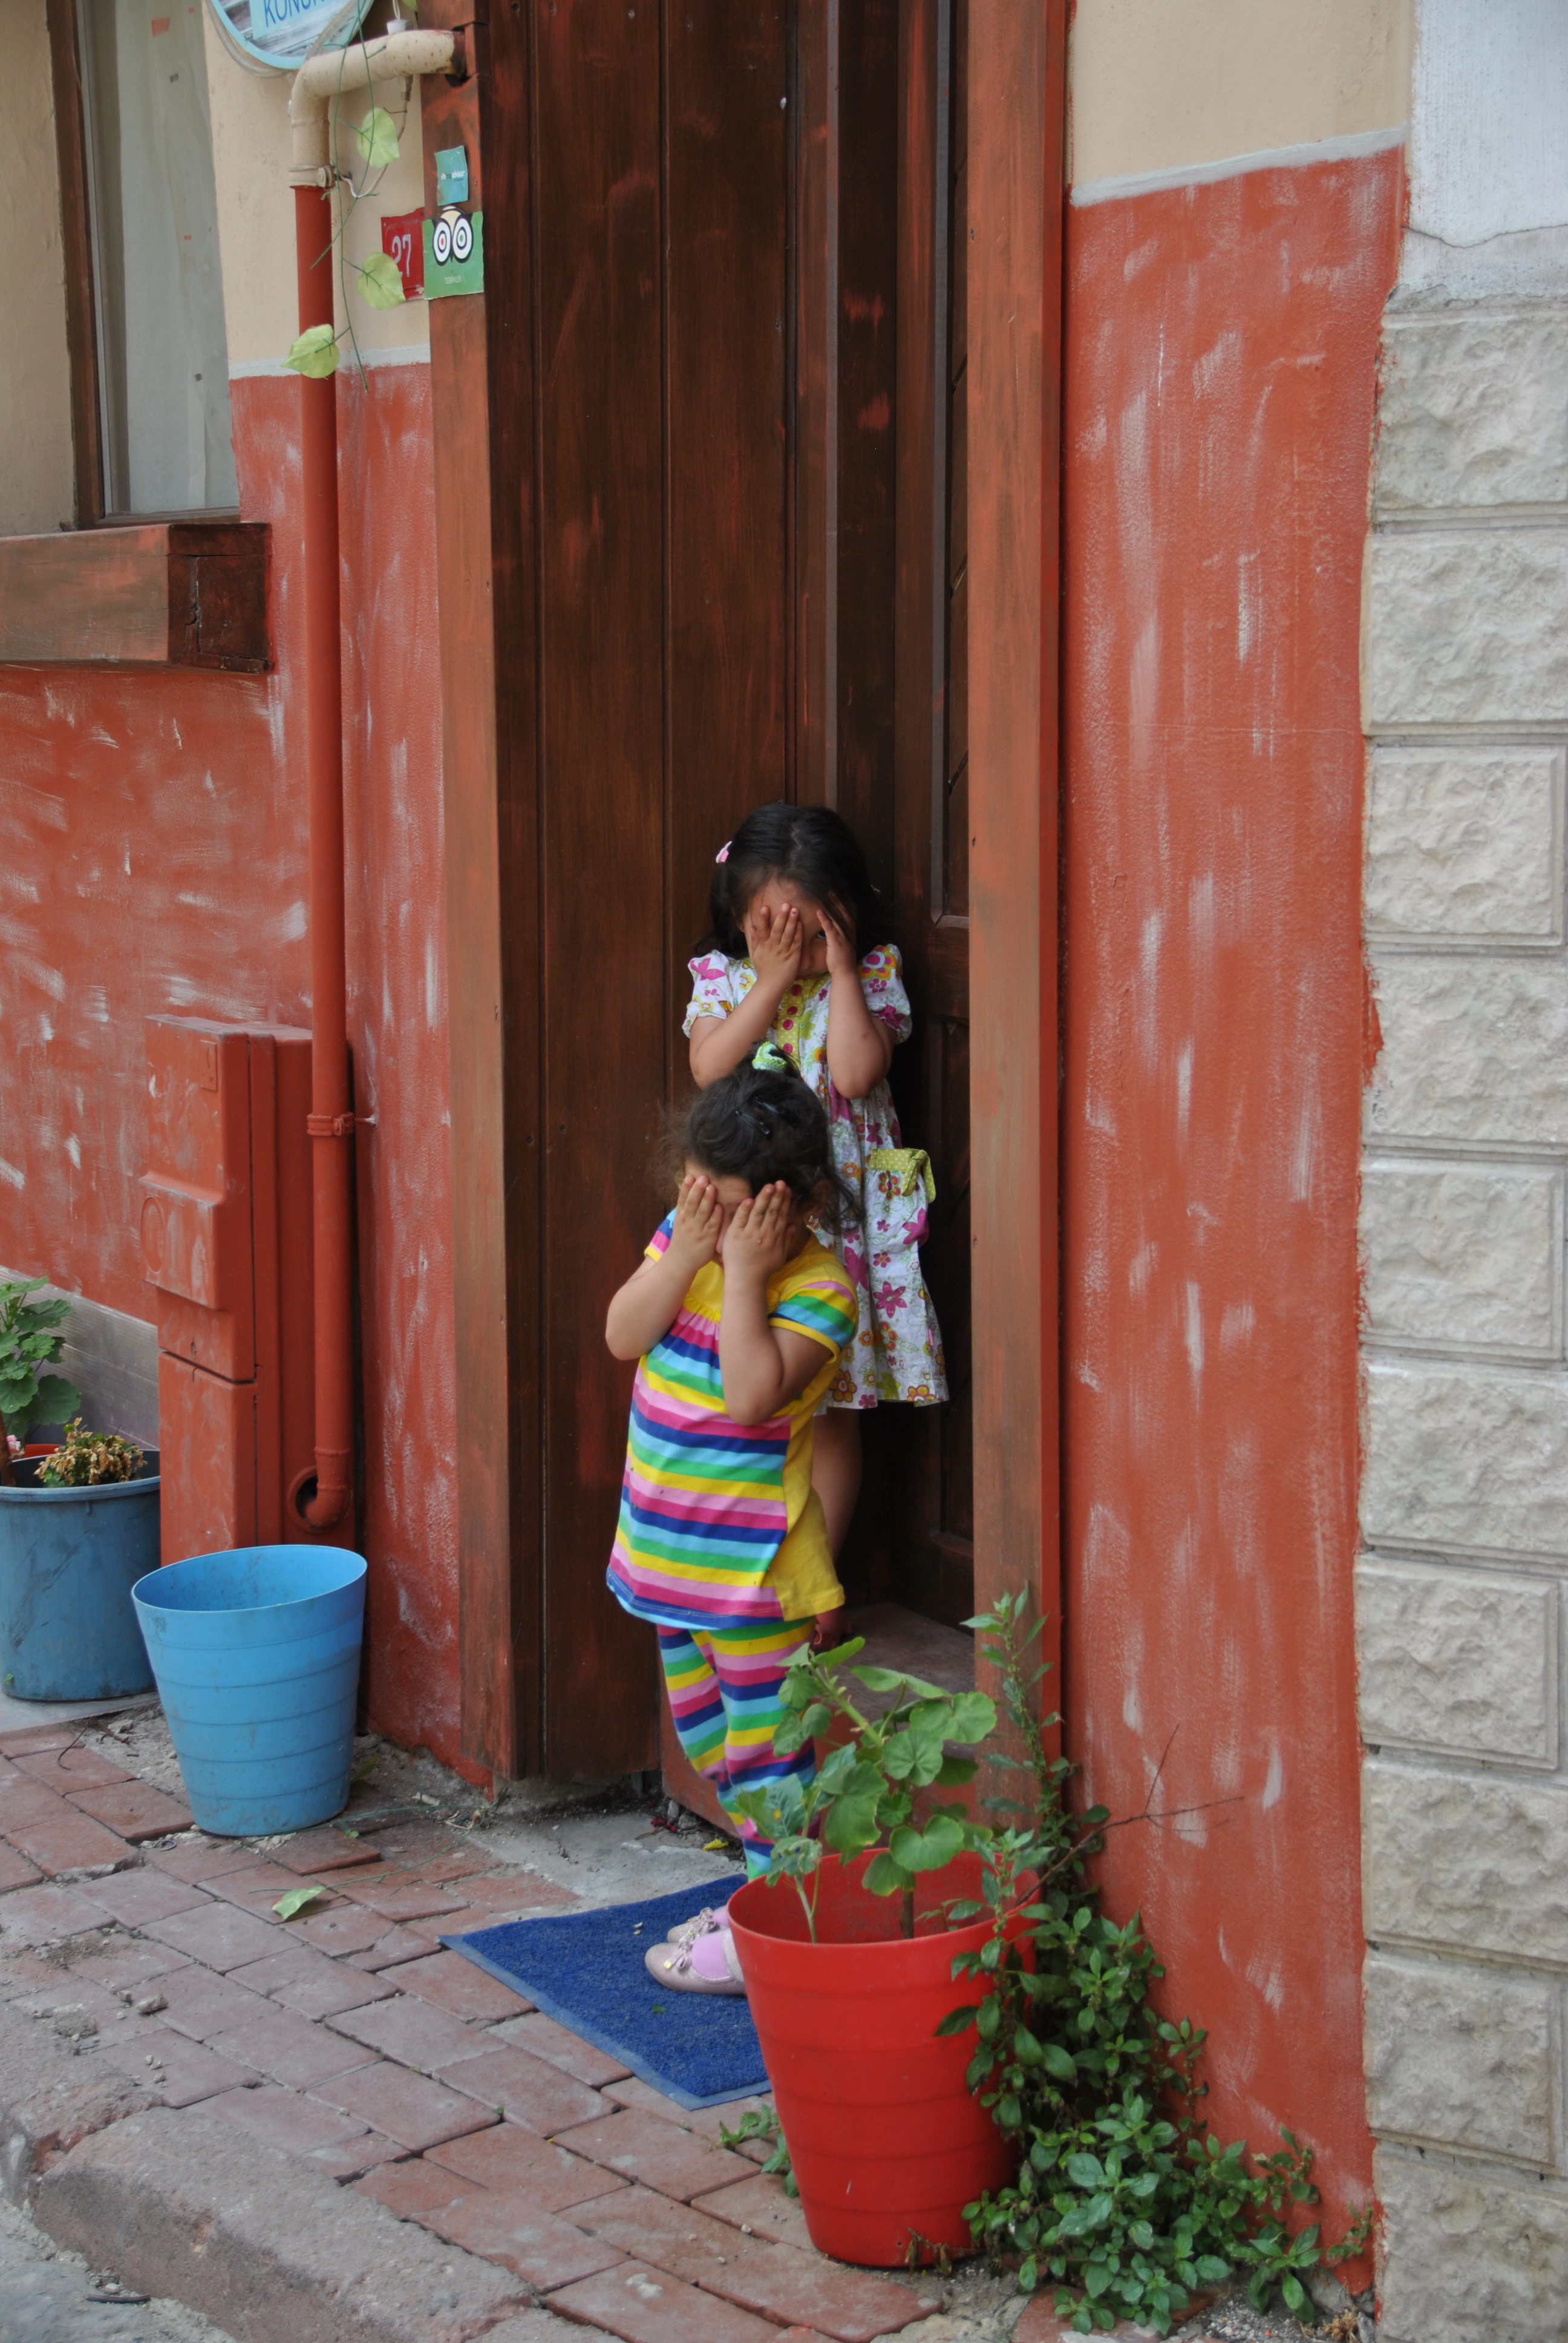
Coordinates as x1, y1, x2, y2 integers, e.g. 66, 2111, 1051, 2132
307, 1112, 356, 1139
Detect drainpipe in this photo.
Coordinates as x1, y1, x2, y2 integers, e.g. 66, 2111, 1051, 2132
287, 28, 453, 1527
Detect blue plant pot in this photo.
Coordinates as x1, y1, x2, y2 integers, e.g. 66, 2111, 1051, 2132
0, 1457, 162, 1702
132, 1544, 367, 1837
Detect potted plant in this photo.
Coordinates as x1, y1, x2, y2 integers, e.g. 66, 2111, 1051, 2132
726, 1619, 1047, 2269
0, 1279, 80, 1485
0, 1386, 161, 1701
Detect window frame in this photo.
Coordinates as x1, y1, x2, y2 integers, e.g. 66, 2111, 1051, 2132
45, 0, 240, 531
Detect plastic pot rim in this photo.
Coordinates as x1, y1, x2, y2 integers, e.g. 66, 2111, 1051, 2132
0, 1473, 161, 1507
132, 1548, 367, 1626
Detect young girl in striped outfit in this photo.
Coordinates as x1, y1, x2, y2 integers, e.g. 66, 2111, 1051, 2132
605, 1050, 857, 1994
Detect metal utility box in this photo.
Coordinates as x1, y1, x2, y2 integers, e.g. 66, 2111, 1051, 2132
140, 1018, 348, 1563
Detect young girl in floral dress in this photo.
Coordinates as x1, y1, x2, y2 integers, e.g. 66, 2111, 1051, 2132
685, 801, 946, 1556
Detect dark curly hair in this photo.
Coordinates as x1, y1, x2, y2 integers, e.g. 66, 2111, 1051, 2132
672, 1055, 854, 1234
696, 801, 895, 962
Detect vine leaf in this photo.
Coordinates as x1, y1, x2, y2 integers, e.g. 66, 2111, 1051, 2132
273, 1885, 327, 1921
284, 324, 341, 378
355, 106, 401, 167
356, 252, 407, 310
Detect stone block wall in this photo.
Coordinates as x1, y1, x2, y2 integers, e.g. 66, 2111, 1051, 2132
1361, 289, 1568, 2342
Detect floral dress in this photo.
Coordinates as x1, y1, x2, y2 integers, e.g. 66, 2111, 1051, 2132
684, 945, 947, 1411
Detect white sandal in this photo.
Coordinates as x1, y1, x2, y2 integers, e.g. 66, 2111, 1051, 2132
644, 1924, 746, 1996
665, 1901, 731, 1947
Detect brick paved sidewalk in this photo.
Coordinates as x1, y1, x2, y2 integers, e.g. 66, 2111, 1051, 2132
0, 1716, 1255, 2343
0, 1717, 964, 2343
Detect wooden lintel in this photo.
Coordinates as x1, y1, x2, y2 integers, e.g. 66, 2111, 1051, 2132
0, 523, 271, 672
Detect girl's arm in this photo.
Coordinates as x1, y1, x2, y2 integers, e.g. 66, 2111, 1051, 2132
605, 1177, 721, 1360
822, 916, 895, 1099
717, 1187, 832, 1423
688, 905, 803, 1086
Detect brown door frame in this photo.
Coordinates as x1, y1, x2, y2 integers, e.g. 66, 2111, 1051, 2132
967, 2, 1066, 1666
426, 0, 1067, 1778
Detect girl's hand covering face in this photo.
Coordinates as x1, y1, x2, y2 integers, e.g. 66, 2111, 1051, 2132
722, 1181, 799, 1281
745, 899, 804, 989
818, 907, 857, 978
668, 1172, 722, 1271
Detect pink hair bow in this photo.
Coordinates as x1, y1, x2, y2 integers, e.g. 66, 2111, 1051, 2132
714, 841, 731, 864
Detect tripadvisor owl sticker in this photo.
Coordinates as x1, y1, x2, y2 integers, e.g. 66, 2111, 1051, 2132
202, 0, 371, 72
424, 208, 484, 299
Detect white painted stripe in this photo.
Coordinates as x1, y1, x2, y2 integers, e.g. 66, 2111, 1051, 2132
229, 342, 432, 379
1071, 123, 1407, 209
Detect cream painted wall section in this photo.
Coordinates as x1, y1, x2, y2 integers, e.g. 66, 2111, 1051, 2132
1070, 0, 1412, 188
0, 0, 76, 535
205, 28, 429, 369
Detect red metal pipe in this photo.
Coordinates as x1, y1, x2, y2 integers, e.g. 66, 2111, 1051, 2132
294, 183, 354, 1532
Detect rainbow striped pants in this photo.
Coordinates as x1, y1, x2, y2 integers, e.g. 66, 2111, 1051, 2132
657, 1618, 817, 1876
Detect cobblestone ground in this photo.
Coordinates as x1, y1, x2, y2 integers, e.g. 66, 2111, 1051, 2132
0, 1712, 1331, 2343
0, 2193, 237, 2342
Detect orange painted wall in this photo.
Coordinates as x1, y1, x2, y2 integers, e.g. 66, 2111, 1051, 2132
0, 364, 465, 1772
1060, 147, 1403, 2233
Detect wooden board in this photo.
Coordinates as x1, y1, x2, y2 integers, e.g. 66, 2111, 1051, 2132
0, 524, 269, 670
967, 0, 1066, 1666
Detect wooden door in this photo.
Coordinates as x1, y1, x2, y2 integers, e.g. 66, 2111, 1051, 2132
892, 0, 972, 1631
479, 0, 795, 1778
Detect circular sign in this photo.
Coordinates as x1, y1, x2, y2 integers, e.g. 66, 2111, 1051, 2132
431, 214, 454, 266
451, 213, 474, 263
202, 0, 371, 74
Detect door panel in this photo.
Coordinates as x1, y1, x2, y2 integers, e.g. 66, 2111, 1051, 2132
881, 0, 972, 1627
534, 0, 668, 1775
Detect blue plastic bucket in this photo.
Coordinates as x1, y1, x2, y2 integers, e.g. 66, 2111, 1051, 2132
0, 1457, 162, 1701
132, 1545, 367, 1836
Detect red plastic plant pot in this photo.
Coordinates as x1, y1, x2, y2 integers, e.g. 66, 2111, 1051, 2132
728, 1849, 1028, 2267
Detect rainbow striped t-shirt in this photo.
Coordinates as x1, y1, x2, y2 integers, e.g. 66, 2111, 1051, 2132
606, 1217, 857, 1630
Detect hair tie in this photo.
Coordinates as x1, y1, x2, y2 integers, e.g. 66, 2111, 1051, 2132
751, 1042, 788, 1073
714, 840, 731, 865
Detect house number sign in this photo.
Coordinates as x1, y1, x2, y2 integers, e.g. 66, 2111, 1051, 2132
201, 0, 371, 73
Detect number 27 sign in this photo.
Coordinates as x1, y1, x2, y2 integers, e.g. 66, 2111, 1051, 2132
381, 211, 424, 301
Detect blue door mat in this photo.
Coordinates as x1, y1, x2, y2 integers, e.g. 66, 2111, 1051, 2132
443, 1877, 768, 2112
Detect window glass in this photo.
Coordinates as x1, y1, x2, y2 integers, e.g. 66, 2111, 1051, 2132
78, 0, 237, 515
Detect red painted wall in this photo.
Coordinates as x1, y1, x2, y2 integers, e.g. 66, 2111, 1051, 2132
0, 362, 466, 1774
1060, 148, 1402, 2238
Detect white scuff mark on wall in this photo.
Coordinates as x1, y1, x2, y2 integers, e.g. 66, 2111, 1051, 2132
1247, 1958, 1286, 2014
82, 986, 109, 1024
424, 936, 440, 1030
1236, 549, 1260, 665
1189, 870, 1215, 957
1129, 1240, 1157, 1296
1130, 613, 1162, 775
1220, 1298, 1256, 1348
0, 1160, 24, 1191
10, 953, 66, 1001
1137, 909, 1163, 1063
65, 1135, 80, 1168
1261, 1747, 1284, 1809
37, 1015, 53, 1045
1176, 1040, 1193, 1144
280, 899, 308, 942
1075, 1360, 1103, 1391
1184, 1280, 1204, 1377
1191, 328, 1240, 401
1291, 1086, 1321, 1204
1078, 410, 1109, 459
1085, 1090, 1118, 1136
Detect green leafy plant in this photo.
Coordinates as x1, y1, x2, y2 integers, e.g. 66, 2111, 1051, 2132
36, 1422, 143, 1489
0, 1281, 79, 1481
946, 1595, 1351, 2335
728, 1637, 996, 1939
717, 2103, 797, 2195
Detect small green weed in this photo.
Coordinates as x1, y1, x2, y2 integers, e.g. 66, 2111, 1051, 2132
718, 2103, 797, 2196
